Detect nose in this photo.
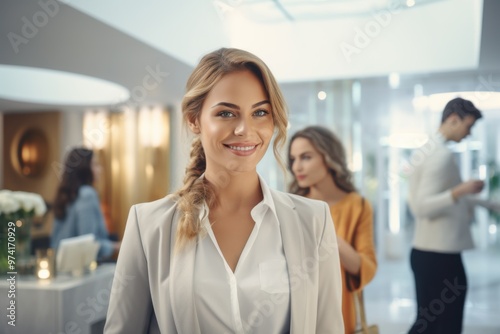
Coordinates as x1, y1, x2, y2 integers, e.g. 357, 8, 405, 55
234, 116, 251, 136
292, 159, 301, 174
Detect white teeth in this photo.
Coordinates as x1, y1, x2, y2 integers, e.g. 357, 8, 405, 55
228, 145, 256, 151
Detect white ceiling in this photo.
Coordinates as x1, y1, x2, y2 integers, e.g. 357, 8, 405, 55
225, 0, 448, 22
65, 0, 485, 81
0, 0, 499, 111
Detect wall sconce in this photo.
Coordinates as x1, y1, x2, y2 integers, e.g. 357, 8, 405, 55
139, 106, 165, 148
36, 248, 55, 280
11, 127, 49, 178
83, 109, 108, 150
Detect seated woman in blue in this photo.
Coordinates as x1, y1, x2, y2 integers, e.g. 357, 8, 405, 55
51, 147, 119, 260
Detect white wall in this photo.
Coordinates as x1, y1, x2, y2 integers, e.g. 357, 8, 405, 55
60, 110, 84, 160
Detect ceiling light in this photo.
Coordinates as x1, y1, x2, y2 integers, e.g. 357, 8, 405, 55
389, 72, 400, 89
317, 91, 327, 100
380, 133, 429, 149
406, 0, 416, 7
0, 64, 130, 106
412, 91, 500, 112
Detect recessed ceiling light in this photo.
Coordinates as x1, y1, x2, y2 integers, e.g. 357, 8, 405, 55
389, 72, 400, 89
0, 64, 130, 106
317, 91, 327, 100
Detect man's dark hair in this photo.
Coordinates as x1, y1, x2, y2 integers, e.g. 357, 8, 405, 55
441, 97, 482, 123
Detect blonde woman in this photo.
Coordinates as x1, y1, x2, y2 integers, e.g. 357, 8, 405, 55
104, 48, 344, 333
288, 126, 377, 334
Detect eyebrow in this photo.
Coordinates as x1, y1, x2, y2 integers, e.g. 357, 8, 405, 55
290, 151, 313, 158
211, 100, 270, 110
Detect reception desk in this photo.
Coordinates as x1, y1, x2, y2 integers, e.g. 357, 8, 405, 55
0, 263, 115, 334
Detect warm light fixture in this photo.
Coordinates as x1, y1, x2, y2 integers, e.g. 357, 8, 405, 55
139, 106, 165, 148
36, 249, 55, 280
12, 128, 49, 178
83, 110, 109, 150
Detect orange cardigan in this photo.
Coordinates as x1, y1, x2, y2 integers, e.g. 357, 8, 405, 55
330, 192, 377, 334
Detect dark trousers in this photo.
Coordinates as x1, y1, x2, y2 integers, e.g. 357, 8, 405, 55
408, 248, 467, 334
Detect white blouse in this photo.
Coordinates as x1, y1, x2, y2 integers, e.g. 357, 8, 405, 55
194, 177, 291, 334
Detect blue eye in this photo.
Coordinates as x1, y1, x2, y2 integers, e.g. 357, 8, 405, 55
254, 109, 269, 117
217, 111, 235, 118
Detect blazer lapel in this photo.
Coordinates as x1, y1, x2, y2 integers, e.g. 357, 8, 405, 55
169, 227, 201, 334
272, 190, 308, 334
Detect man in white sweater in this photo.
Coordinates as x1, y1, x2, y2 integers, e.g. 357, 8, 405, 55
407, 97, 499, 334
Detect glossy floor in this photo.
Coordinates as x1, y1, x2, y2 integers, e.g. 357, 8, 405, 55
364, 245, 500, 334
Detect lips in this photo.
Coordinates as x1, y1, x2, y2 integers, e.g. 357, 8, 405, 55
296, 175, 306, 181
226, 145, 256, 151
223, 143, 259, 156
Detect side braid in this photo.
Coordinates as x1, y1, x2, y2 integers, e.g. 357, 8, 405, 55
174, 138, 215, 249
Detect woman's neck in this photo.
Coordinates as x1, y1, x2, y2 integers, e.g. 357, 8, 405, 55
204, 169, 262, 212
307, 176, 348, 206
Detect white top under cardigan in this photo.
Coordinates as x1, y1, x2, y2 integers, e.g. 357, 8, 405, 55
195, 175, 290, 333
408, 132, 500, 253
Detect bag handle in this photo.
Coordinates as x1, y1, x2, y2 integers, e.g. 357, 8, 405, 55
354, 197, 369, 333
354, 290, 369, 333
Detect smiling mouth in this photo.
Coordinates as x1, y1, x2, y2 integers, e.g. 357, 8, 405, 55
224, 144, 257, 151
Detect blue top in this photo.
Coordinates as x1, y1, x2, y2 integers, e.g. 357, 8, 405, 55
51, 185, 113, 259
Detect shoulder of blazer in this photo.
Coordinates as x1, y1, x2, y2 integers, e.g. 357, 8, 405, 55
269, 188, 329, 236
132, 194, 180, 232
270, 189, 326, 208
269, 187, 328, 212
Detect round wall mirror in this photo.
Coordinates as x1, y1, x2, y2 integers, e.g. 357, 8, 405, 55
13, 128, 49, 177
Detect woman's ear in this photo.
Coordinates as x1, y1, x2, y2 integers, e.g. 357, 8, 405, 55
188, 120, 201, 134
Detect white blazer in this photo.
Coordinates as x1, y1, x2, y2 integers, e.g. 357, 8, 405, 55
104, 188, 344, 334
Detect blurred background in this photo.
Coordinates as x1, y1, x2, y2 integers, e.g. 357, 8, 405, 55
1, 0, 500, 333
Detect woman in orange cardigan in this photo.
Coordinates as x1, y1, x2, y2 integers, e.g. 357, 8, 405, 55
288, 126, 377, 334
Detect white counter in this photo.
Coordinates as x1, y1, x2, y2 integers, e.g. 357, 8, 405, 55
0, 263, 116, 334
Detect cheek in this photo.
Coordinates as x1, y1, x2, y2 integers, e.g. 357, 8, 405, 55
259, 125, 274, 142
314, 160, 329, 176
199, 121, 223, 142
200, 119, 219, 134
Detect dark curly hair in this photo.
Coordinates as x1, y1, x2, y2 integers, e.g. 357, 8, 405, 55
53, 148, 94, 220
